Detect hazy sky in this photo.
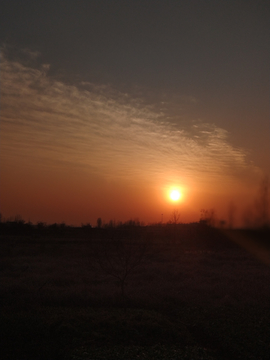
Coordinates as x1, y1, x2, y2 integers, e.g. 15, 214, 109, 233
1, 1, 269, 225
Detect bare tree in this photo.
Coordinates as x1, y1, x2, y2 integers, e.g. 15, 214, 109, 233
170, 209, 181, 224
255, 176, 269, 228
228, 201, 236, 229
200, 209, 216, 227
96, 217, 102, 228
96, 229, 148, 303
242, 206, 254, 228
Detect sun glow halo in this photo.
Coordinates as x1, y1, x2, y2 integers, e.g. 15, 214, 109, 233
170, 189, 181, 201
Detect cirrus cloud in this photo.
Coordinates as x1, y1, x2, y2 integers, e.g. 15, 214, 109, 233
0, 49, 260, 190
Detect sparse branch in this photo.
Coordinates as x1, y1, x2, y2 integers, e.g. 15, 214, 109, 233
96, 230, 148, 302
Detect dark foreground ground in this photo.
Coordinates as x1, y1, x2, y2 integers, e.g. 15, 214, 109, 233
0, 224, 269, 359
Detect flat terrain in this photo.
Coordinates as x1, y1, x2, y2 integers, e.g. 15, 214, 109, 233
0, 224, 269, 359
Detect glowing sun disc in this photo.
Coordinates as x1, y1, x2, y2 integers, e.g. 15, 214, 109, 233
170, 190, 181, 201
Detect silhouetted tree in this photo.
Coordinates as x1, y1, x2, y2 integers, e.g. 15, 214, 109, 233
255, 176, 269, 228
219, 220, 226, 229
96, 217, 102, 228
169, 209, 181, 224
228, 201, 236, 229
200, 209, 216, 227
14, 214, 25, 224
96, 230, 148, 303
82, 222, 92, 229
37, 221, 46, 230
242, 206, 254, 228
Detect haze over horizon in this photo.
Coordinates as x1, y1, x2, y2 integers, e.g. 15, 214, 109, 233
0, 1, 269, 226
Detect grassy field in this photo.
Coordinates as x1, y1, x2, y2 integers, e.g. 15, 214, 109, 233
0, 224, 269, 359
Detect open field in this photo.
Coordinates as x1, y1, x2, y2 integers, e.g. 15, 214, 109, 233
1, 225, 270, 359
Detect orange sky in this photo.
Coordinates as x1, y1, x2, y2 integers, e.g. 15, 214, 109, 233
1, 3, 269, 227
1, 50, 266, 226
2, 13, 270, 228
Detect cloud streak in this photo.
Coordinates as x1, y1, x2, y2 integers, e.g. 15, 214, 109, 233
1, 50, 259, 189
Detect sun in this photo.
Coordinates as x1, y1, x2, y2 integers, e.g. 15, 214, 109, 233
170, 189, 181, 201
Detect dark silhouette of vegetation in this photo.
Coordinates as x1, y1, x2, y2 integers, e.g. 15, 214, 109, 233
200, 208, 216, 227
241, 176, 270, 229
256, 175, 269, 228
169, 209, 181, 224
228, 201, 236, 229
0, 213, 270, 359
96, 217, 102, 228
96, 228, 149, 303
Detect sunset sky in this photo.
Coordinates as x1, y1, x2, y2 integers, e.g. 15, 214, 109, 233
1, 1, 269, 226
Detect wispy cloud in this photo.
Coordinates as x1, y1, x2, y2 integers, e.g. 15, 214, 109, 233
0, 49, 260, 188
